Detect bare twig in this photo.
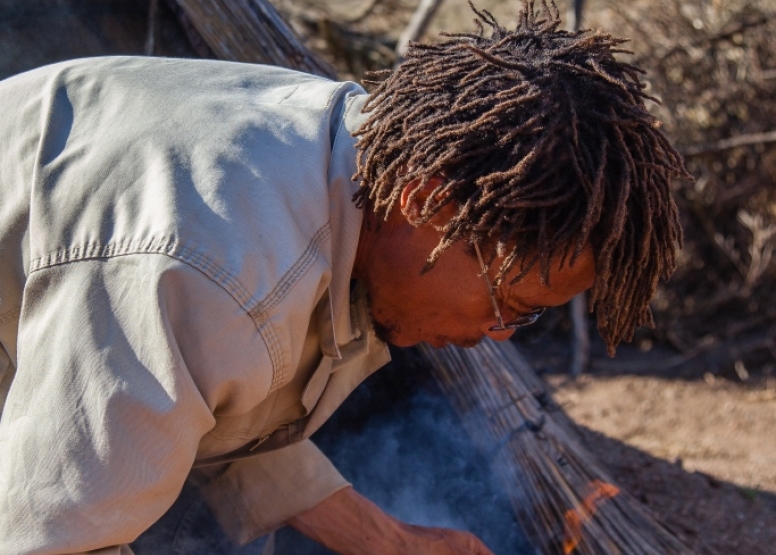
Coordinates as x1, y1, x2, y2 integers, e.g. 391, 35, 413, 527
716, 174, 764, 205
569, 293, 590, 377
591, 329, 776, 373
396, 0, 444, 59
145, 0, 160, 56
682, 192, 748, 279
682, 130, 776, 157
738, 210, 776, 290
633, 14, 772, 65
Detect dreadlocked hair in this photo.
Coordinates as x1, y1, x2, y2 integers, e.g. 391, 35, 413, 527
352, 0, 690, 355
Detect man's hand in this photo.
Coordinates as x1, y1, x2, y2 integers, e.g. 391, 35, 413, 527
288, 486, 495, 555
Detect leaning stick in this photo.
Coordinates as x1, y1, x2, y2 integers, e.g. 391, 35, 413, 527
569, 293, 590, 376
173, 0, 336, 79
396, 0, 445, 58
145, 0, 160, 56
682, 129, 776, 157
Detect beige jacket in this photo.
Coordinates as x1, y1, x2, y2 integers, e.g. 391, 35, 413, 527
0, 57, 390, 554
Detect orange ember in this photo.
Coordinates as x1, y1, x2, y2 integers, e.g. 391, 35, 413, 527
562, 480, 620, 554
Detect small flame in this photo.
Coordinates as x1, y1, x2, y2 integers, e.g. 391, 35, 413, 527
562, 480, 620, 554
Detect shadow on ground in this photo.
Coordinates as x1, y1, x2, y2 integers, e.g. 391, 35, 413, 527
573, 424, 776, 555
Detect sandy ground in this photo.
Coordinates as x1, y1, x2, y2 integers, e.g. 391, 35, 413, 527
549, 375, 776, 492
530, 339, 776, 555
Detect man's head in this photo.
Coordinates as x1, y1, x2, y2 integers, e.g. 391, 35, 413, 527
351, 1, 690, 354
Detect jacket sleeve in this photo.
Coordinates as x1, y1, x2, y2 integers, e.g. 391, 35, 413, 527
0, 254, 275, 554
195, 439, 351, 545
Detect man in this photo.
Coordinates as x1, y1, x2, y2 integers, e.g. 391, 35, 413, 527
0, 3, 687, 554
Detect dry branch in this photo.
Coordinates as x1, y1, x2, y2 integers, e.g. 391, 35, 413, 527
173, 0, 336, 78
569, 293, 590, 376
145, 0, 160, 56
395, 0, 444, 58
606, 1, 776, 355
633, 14, 771, 65
419, 339, 695, 554
682, 129, 776, 157
592, 326, 776, 374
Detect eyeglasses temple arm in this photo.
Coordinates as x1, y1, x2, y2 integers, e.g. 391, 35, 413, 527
474, 242, 506, 329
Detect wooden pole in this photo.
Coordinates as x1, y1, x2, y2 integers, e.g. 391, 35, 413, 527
395, 0, 444, 59
173, 0, 336, 78
682, 129, 776, 157
145, 0, 160, 56
566, 0, 586, 32
569, 293, 590, 377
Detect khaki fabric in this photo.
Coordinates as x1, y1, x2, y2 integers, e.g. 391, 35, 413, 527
0, 57, 390, 554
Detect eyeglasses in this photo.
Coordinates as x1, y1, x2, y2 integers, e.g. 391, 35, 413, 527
473, 242, 545, 332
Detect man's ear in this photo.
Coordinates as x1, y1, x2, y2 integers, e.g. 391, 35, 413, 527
399, 175, 453, 225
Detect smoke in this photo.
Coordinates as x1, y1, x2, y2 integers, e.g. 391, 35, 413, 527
277, 352, 533, 554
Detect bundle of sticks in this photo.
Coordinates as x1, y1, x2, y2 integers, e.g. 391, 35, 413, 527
419, 339, 693, 554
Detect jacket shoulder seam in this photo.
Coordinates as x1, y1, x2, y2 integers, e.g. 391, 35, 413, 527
27, 227, 332, 388
247, 222, 331, 322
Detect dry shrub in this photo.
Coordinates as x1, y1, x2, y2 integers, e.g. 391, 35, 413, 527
583, 0, 776, 363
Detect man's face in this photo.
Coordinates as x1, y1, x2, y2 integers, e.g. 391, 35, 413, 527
361, 235, 596, 349
352, 179, 596, 348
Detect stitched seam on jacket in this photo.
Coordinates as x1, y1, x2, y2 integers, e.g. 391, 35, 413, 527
247, 223, 331, 322
29, 238, 256, 306
28, 226, 330, 314
26, 237, 283, 377
259, 322, 285, 393
27, 225, 332, 388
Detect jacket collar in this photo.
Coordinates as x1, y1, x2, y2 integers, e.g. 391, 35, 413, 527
316, 93, 375, 359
